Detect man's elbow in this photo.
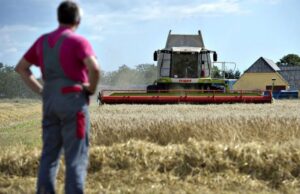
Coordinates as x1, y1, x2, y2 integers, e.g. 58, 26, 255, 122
94, 66, 100, 76
15, 64, 28, 76
90, 64, 100, 77
84, 56, 100, 75
15, 64, 22, 74
15, 58, 31, 75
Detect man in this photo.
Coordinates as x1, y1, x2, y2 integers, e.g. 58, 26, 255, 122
15, 1, 100, 194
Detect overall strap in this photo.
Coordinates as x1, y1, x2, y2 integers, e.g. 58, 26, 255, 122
42, 33, 69, 82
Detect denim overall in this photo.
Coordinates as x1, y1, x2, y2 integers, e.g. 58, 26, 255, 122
37, 33, 89, 194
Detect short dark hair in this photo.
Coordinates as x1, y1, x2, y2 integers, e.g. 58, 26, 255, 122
57, 1, 80, 25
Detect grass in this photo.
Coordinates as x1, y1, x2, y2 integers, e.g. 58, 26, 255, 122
0, 99, 42, 148
1, 140, 300, 194
1, 99, 300, 193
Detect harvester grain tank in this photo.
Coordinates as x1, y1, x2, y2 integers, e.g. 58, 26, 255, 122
99, 31, 272, 104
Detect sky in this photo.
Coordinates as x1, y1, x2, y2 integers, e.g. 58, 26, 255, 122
0, 0, 299, 77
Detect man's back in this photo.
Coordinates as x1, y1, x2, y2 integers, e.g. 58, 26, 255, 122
24, 26, 95, 83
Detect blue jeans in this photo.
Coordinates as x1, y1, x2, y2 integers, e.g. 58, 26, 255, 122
36, 97, 89, 194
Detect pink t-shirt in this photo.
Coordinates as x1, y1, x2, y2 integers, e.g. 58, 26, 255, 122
24, 26, 95, 83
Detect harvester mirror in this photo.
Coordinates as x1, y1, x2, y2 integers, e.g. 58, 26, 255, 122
153, 51, 158, 61
213, 52, 218, 62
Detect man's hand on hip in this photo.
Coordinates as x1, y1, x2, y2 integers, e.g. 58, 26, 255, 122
83, 56, 100, 95
15, 58, 43, 95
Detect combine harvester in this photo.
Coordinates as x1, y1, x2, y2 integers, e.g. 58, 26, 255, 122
99, 31, 272, 104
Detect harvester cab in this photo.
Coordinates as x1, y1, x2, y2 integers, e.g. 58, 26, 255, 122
98, 30, 272, 104
153, 47, 217, 78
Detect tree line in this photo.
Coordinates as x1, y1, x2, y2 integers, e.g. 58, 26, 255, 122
101, 63, 241, 87
0, 63, 40, 99
0, 54, 299, 98
100, 64, 157, 86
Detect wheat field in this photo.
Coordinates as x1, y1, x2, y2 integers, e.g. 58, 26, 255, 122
1, 99, 300, 193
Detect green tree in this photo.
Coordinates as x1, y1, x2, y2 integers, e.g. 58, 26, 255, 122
224, 69, 235, 79
100, 64, 157, 86
135, 64, 157, 84
277, 54, 300, 66
212, 66, 240, 79
109, 65, 137, 86
0, 63, 39, 98
234, 70, 241, 79
212, 66, 221, 78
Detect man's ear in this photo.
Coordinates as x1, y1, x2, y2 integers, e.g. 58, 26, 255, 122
75, 20, 80, 29
76, 18, 81, 26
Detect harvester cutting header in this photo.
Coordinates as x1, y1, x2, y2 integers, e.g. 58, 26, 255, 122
99, 30, 272, 104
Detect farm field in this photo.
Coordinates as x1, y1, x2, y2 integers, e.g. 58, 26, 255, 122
1, 99, 300, 193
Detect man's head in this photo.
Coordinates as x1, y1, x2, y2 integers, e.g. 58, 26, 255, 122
57, 1, 81, 27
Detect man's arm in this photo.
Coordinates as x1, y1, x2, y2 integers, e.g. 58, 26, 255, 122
15, 58, 43, 95
83, 56, 100, 94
